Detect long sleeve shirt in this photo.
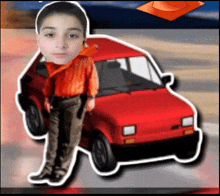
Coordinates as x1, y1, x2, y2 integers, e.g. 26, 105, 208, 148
43, 45, 99, 98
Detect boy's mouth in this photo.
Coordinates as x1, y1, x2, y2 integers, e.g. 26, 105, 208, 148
53, 53, 68, 58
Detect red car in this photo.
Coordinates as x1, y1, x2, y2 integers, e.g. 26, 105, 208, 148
17, 35, 202, 173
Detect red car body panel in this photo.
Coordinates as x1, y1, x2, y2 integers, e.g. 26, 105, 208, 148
18, 36, 199, 161
83, 88, 194, 146
86, 38, 145, 61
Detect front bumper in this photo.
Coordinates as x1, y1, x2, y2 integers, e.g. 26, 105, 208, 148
111, 131, 200, 161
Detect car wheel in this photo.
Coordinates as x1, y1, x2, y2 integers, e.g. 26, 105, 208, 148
91, 133, 117, 172
25, 103, 47, 136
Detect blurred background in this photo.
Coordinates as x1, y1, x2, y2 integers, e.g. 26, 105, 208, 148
1, 1, 219, 194
1, 1, 219, 29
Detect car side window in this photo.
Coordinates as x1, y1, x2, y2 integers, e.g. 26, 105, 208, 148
36, 57, 48, 77
129, 56, 151, 80
129, 56, 162, 85
149, 64, 162, 85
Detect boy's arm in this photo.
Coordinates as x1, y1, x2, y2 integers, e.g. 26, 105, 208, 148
87, 57, 99, 98
43, 77, 54, 112
43, 77, 54, 98
86, 57, 99, 111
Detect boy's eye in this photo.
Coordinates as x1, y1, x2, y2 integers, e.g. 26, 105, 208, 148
68, 34, 79, 39
45, 33, 54, 38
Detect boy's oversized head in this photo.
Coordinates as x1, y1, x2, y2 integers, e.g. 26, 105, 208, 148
36, 1, 89, 65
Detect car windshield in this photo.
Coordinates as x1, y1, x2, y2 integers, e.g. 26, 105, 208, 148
36, 56, 164, 97
96, 56, 164, 96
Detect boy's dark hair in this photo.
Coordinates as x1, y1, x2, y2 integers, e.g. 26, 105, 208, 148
36, 1, 88, 37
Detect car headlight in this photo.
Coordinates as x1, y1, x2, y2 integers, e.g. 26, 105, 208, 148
123, 125, 136, 136
182, 117, 193, 127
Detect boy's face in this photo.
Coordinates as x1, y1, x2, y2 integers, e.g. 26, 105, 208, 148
37, 14, 85, 65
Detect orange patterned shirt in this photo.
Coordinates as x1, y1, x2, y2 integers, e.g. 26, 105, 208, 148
43, 46, 99, 98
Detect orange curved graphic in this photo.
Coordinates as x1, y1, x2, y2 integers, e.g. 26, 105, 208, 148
137, 1, 205, 21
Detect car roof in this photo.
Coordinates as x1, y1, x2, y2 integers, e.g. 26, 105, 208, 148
86, 37, 146, 62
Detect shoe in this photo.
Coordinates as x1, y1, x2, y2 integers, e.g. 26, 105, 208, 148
50, 173, 65, 183
30, 172, 51, 181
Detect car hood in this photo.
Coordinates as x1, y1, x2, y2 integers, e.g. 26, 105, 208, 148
94, 88, 194, 126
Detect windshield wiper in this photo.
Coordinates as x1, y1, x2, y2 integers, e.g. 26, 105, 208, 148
100, 86, 128, 93
99, 83, 164, 95
124, 83, 143, 87
102, 83, 144, 92
126, 83, 164, 91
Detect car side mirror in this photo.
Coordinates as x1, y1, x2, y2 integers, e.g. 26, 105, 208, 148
161, 75, 172, 85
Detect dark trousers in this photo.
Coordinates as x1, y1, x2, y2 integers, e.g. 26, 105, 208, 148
43, 95, 87, 176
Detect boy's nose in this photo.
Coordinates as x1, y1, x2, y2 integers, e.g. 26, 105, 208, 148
55, 37, 68, 49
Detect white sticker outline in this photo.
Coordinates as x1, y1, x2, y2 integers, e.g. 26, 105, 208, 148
15, 1, 203, 187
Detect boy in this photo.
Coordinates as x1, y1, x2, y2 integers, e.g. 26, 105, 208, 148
29, 1, 99, 185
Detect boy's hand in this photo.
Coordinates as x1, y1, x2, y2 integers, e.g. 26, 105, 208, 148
44, 97, 53, 113
86, 98, 95, 112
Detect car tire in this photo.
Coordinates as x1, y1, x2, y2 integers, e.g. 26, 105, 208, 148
25, 102, 47, 136
91, 133, 117, 172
